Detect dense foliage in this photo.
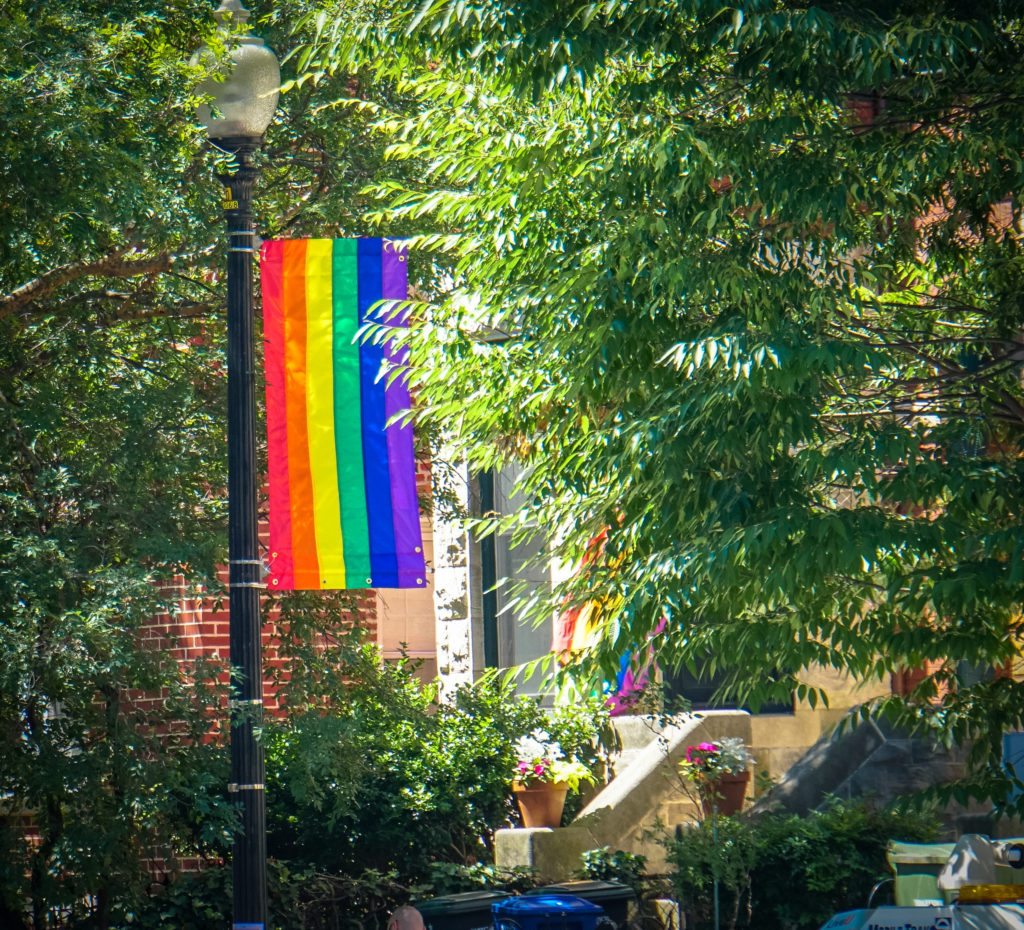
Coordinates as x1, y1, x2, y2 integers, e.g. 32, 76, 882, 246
666, 800, 939, 930
298, 0, 1024, 787
128, 652, 606, 930
578, 847, 650, 899
1, 4, 230, 926
130, 860, 406, 930
264, 650, 608, 878
6, 0, 1024, 923
131, 857, 538, 930
0, 1, 422, 927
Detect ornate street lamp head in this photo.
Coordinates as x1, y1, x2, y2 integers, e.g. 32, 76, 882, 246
194, 0, 280, 145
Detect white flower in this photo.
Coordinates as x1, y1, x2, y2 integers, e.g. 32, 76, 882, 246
514, 735, 547, 761
514, 729, 565, 764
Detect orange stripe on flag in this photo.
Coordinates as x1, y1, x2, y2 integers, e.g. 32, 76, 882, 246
282, 240, 320, 587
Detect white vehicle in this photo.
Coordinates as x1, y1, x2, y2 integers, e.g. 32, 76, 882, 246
819, 837, 1024, 930
820, 903, 1024, 930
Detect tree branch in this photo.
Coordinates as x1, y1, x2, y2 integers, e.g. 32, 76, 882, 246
0, 248, 201, 321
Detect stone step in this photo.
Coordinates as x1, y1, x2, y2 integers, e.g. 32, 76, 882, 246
609, 748, 646, 777
610, 714, 676, 753
607, 714, 684, 779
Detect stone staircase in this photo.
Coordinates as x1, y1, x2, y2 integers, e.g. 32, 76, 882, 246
495, 711, 751, 880
750, 717, 1020, 837
495, 704, 856, 880
606, 715, 673, 777
494, 706, 1019, 883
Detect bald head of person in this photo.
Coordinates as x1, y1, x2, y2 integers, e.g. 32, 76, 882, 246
388, 905, 426, 930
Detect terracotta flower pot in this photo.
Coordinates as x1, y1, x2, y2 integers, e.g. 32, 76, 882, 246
701, 771, 750, 818
512, 781, 569, 828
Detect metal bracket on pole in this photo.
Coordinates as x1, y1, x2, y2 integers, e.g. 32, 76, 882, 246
228, 228, 257, 252
230, 558, 265, 588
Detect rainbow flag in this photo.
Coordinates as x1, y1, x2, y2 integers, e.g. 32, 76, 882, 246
260, 238, 426, 591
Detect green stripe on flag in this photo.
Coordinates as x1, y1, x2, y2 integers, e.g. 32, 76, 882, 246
332, 239, 372, 585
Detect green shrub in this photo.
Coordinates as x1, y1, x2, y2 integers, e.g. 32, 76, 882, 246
665, 799, 939, 930
667, 815, 760, 929
423, 861, 538, 897
128, 861, 413, 930
129, 858, 543, 930
578, 847, 649, 898
264, 649, 608, 881
129, 653, 608, 929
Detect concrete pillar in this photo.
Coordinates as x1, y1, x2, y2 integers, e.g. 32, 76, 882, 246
431, 452, 483, 699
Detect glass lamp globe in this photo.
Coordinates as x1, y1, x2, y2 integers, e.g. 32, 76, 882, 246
194, 0, 280, 142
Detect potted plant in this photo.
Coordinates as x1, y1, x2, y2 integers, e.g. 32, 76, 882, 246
511, 729, 596, 828
679, 737, 754, 817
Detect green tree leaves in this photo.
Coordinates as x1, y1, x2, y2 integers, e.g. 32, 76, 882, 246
0, 1, 422, 924
300, 0, 1024, 780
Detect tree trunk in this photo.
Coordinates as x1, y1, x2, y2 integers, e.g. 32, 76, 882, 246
26, 699, 62, 930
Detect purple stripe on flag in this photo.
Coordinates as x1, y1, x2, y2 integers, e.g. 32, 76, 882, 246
382, 240, 425, 587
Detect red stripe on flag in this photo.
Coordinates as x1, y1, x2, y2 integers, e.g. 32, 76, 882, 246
261, 240, 295, 590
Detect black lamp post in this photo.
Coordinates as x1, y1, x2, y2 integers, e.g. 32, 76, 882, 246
195, 3, 279, 926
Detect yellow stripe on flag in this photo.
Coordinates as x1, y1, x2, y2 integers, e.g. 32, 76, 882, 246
304, 239, 346, 587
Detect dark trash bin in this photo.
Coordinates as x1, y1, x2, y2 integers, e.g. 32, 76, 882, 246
528, 881, 637, 928
416, 890, 513, 930
492, 893, 613, 930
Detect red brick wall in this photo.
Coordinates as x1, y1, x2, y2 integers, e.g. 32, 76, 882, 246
141, 572, 381, 718
415, 457, 432, 499
890, 660, 948, 701
137, 450, 437, 716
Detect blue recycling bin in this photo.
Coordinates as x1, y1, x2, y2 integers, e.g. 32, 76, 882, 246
527, 880, 637, 927
492, 894, 612, 930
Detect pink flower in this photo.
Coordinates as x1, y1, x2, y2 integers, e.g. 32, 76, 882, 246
534, 763, 546, 776
517, 762, 530, 773
685, 742, 719, 765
